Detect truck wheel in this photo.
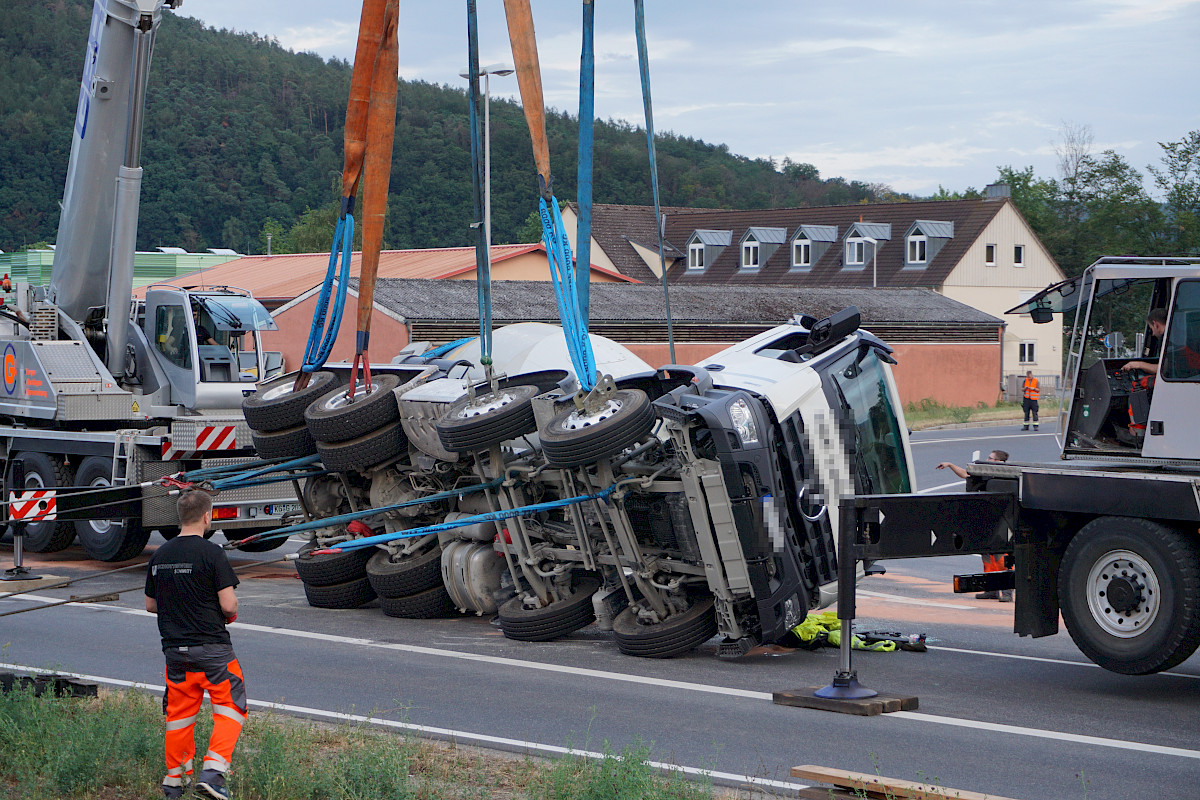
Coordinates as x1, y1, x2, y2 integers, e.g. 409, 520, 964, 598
435, 385, 539, 454
380, 585, 458, 619
13, 452, 77, 553
303, 575, 377, 609
73, 456, 150, 562
1060, 517, 1200, 675
250, 424, 317, 460
223, 528, 288, 553
316, 421, 408, 472
294, 540, 374, 586
538, 389, 655, 468
366, 545, 443, 599
305, 375, 401, 443
612, 597, 718, 658
243, 371, 338, 432
498, 577, 599, 642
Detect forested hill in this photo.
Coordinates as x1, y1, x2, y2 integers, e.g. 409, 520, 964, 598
0, 0, 881, 254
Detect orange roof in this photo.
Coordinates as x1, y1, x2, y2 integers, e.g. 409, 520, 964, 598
134, 243, 638, 299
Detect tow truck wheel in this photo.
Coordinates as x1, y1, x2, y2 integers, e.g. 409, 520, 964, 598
1060, 516, 1200, 675
242, 371, 338, 432
539, 389, 656, 468
435, 385, 540, 454
305, 374, 402, 443
12, 452, 77, 553
366, 545, 443, 598
73, 456, 150, 562
223, 528, 288, 553
612, 597, 718, 658
294, 540, 374, 586
498, 577, 600, 642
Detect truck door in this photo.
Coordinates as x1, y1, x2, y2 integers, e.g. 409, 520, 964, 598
1142, 280, 1200, 459
144, 289, 197, 408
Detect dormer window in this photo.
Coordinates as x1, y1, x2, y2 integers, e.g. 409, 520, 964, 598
904, 220, 952, 269
793, 238, 811, 268
790, 224, 836, 271
685, 229, 732, 272
742, 240, 759, 269
688, 242, 705, 270
907, 234, 927, 265
846, 237, 866, 266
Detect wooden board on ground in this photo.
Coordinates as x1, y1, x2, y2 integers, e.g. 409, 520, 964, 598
773, 688, 919, 716
0, 574, 64, 593
792, 765, 1021, 800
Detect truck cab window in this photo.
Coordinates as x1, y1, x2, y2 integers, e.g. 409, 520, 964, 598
1160, 281, 1200, 382
154, 305, 191, 369
827, 347, 911, 494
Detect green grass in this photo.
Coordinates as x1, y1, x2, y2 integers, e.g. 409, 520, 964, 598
0, 686, 717, 800
903, 398, 1062, 430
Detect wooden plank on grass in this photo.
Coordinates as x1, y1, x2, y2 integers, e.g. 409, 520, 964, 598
791, 765, 1021, 800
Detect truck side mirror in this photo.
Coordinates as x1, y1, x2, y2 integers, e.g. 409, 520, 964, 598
1031, 307, 1053, 324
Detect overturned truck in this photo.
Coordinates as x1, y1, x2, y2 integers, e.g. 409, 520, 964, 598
242, 309, 914, 658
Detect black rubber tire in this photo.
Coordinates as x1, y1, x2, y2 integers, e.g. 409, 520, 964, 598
366, 545, 443, 599
12, 451, 77, 553
242, 371, 338, 432
316, 421, 408, 472
305, 374, 401, 444
380, 585, 458, 619
72, 456, 150, 562
612, 597, 718, 658
223, 528, 289, 553
250, 424, 317, 460
303, 575, 377, 609
294, 540, 374, 587
498, 577, 599, 642
435, 385, 540, 454
539, 389, 656, 468
1059, 517, 1200, 675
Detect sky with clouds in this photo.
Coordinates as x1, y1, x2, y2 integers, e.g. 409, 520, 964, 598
177, 0, 1199, 197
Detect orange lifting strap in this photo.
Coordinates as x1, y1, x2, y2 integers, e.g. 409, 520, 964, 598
503, 0, 552, 197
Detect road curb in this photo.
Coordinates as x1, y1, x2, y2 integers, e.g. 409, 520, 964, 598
915, 418, 1025, 431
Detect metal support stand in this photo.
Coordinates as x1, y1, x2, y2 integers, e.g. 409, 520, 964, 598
2, 459, 42, 583
814, 504, 876, 700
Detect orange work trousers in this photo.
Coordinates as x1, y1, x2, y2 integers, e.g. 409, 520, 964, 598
982, 554, 1008, 572
162, 643, 247, 788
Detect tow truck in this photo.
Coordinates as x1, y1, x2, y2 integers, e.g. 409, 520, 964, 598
843, 256, 1200, 675
1, 0, 291, 562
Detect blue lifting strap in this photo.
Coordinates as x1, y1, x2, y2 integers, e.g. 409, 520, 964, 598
301, 206, 353, 372
541, 195, 596, 389
575, 0, 595, 325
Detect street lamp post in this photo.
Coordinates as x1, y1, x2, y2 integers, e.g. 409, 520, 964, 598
460, 63, 514, 269
862, 236, 878, 288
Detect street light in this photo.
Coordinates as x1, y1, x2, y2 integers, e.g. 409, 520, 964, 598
862, 236, 878, 288
459, 63, 514, 269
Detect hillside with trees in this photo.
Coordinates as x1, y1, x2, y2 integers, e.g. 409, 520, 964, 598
0, 0, 879, 255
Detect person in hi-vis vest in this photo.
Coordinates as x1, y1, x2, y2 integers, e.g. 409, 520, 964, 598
1021, 370, 1039, 431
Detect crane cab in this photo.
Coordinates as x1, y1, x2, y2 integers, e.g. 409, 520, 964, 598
1012, 257, 1200, 463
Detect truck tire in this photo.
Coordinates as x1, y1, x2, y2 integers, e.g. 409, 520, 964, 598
316, 421, 408, 472
366, 546, 443, 599
12, 452, 77, 553
243, 371, 338, 432
250, 424, 317, 460
380, 585, 458, 619
498, 577, 599, 642
73, 456, 150, 562
1060, 516, 1200, 675
305, 375, 401, 444
223, 528, 289, 553
538, 389, 655, 468
612, 597, 718, 658
294, 540, 374, 587
303, 575, 377, 609
435, 385, 539, 454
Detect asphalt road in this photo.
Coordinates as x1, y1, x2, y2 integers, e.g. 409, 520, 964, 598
3, 420, 1198, 800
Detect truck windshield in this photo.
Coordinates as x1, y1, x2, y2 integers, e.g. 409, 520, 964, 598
827, 346, 911, 494
1073, 278, 1160, 371
198, 296, 277, 332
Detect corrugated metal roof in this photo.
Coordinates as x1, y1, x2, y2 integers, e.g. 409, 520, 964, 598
744, 227, 787, 244
692, 230, 733, 246
910, 220, 954, 239
795, 225, 838, 242
848, 222, 892, 241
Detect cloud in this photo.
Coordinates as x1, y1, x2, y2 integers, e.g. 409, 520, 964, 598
278, 20, 358, 56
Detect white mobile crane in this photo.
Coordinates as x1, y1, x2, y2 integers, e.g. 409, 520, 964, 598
0, 0, 291, 562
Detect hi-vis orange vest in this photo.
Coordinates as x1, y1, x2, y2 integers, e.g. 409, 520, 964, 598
1023, 376, 1040, 400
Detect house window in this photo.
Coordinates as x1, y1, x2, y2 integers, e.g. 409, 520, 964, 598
846, 237, 866, 266
907, 234, 927, 265
1014, 244, 1026, 267
688, 242, 705, 270
742, 240, 760, 269
793, 239, 811, 268
1019, 341, 1036, 364
985, 244, 996, 266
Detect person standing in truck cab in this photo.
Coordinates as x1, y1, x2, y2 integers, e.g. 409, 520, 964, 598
1021, 371, 1039, 431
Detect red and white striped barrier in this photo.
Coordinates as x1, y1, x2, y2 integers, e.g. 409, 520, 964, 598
9, 490, 57, 521
161, 425, 239, 461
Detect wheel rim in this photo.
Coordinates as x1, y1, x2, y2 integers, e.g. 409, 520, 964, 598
561, 398, 622, 430
322, 382, 380, 411
455, 391, 517, 419
261, 381, 299, 401
86, 475, 114, 535
1085, 549, 1160, 638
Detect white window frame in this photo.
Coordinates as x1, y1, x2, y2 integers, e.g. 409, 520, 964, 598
845, 237, 866, 266
688, 242, 705, 270
907, 234, 927, 265
1019, 340, 1037, 364
985, 243, 997, 266
793, 238, 812, 269
742, 239, 760, 269
1014, 244, 1026, 267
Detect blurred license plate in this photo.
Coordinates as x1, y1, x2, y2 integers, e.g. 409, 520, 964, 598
264, 503, 302, 516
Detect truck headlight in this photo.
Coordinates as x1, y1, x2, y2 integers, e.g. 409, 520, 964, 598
729, 398, 759, 445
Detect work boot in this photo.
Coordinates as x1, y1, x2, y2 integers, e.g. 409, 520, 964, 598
1033, 424, 1039, 431
196, 770, 229, 800
999, 589, 1014, 603
975, 591, 999, 600
162, 787, 184, 800
1021, 425, 1029, 431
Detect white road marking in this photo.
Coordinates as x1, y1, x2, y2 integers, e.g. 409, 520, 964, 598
8, 596, 1200, 758
909, 432, 1058, 445
0, 662, 809, 795
856, 590, 975, 610
916, 480, 964, 494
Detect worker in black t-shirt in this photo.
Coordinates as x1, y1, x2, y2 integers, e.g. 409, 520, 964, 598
145, 491, 244, 800
192, 306, 218, 346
